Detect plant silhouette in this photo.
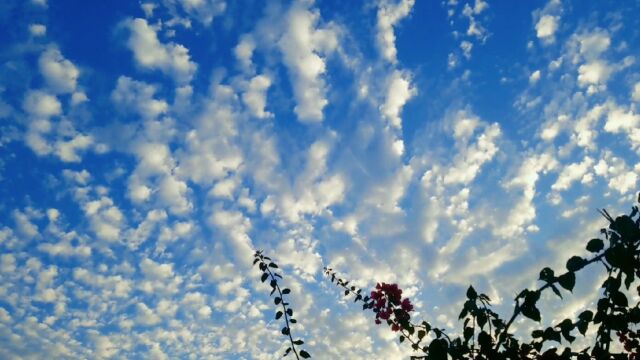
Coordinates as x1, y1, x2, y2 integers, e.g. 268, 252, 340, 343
256, 195, 640, 359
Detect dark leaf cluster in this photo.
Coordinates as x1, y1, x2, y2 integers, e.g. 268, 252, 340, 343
323, 202, 640, 359
256, 197, 640, 359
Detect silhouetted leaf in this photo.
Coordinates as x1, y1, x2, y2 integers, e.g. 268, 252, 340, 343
464, 327, 474, 341
467, 285, 477, 300
281, 327, 289, 335
521, 305, 541, 322
539, 267, 555, 282
293, 340, 304, 345
275, 311, 283, 320
577, 321, 588, 336
261, 273, 268, 282
428, 338, 448, 360
269, 263, 278, 268
282, 288, 291, 294
300, 350, 310, 358
551, 284, 562, 299
477, 312, 487, 328
543, 327, 561, 343
566, 256, 587, 272
586, 238, 604, 253
558, 272, 576, 292
274, 297, 281, 305
612, 291, 628, 307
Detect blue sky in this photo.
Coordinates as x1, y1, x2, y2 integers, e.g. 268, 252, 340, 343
0, 0, 639, 358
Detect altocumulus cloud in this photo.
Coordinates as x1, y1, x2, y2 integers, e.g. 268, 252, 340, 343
0, 0, 639, 359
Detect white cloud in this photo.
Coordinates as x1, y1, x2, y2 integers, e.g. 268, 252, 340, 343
462, 2, 488, 41
460, 40, 473, 59
278, 3, 338, 122
39, 47, 79, 94
380, 70, 416, 129
577, 60, 612, 88
170, 0, 226, 25
13, 210, 39, 239
73, 267, 133, 299
633, 82, 640, 102
376, 0, 415, 64
209, 177, 237, 199
1, 254, 17, 273
123, 18, 197, 83
594, 151, 638, 194
604, 106, 640, 134
23, 90, 61, 118
111, 76, 169, 119
93, 335, 119, 359
209, 208, 254, 267
55, 134, 94, 162
140, 258, 174, 279
141, 3, 156, 17
444, 122, 501, 185
234, 35, 255, 71
472, 0, 489, 14
21, 89, 94, 162
497, 152, 557, 238
604, 105, 640, 151
158, 175, 191, 215
536, 15, 559, 42
175, 85, 244, 185
577, 29, 610, 60
529, 70, 541, 83
71, 92, 88, 105
551, 156, 594, 192
82, 196, 125, 242
136, 303, 161, 326
242, 74, 272, 119
29, 24, 46, 36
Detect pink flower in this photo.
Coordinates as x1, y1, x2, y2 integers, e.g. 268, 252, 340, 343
379, 309, 391, 320
401, 298, 413, 312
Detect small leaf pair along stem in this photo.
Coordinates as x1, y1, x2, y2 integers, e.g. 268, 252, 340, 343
253, 251, 310, 359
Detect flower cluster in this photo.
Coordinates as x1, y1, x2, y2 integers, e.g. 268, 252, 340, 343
618, 330, 640, 359
370, 283, 414, 332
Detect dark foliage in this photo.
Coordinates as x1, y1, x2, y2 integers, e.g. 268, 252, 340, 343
257, 197, 640, 359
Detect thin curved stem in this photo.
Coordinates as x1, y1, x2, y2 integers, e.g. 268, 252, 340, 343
264, 262, 300, 360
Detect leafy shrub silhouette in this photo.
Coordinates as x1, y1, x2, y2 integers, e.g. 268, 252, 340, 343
255, 197, 640, 359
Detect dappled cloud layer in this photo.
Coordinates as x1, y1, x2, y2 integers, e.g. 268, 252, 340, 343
0, 0, 639, 358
